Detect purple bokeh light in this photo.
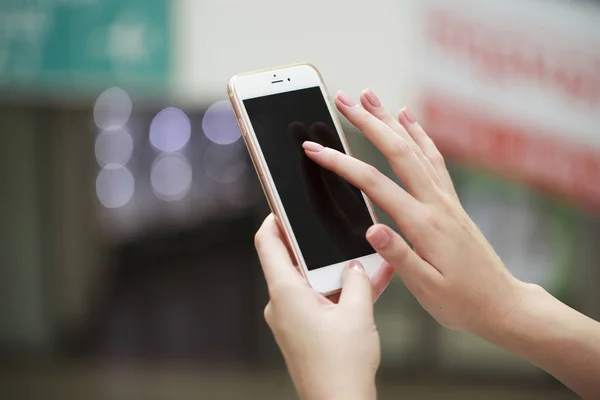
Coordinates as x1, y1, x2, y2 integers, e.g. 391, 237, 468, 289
149, 107, 192, 152
201, 101, 241, 145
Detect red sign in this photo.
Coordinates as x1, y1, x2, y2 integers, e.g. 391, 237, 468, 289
420, 94, 600, 210
414, 0, 600, 210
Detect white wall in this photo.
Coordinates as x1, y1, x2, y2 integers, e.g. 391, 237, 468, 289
171, 0, 417, 111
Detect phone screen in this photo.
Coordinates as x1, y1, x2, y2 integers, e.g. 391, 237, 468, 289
244, 86, 375, 271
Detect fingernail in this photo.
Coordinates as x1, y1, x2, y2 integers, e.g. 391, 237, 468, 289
403, 108, 416, 124
364, 88, 382, 108
347, 260, 364, 271
367, 226, 391, 249
337, 90, 357, 107
302, 141, 323, 153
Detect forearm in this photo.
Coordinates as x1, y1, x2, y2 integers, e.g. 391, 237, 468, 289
294, 373, 376, 400
304, 385, 376, 400
475, 282, 600, 399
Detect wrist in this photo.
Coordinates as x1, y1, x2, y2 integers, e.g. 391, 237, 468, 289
471, 280, 555, 352
468, 276, 533, 339
470, 282, 600, 399
298, 376, 376, 400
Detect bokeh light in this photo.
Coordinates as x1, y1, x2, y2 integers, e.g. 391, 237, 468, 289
95, 127, 134, 168
203, 142, 247, 183
151, 153, 193, 201
149, 107, 191, 152
93, 87, 133, 130
96, 165, 135, 209
201, 100, 241, 145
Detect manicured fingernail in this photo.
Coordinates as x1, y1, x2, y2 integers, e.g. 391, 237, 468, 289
367, 226, 391, 249
337, 90, 357, 107
403, 107, 416, 124
364, 88, 382, 108
302, 141, 323, 153
347, 260, 364, 271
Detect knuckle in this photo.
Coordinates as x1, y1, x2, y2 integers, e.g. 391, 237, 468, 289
357, 109, 373, 127
387, 138, 411, 159
263, 303, 274, 325
361, 164, 382, 186
392, 240, 412, 267
423, 137, 445, 163
324, 148, 340, 168
254, 230, 264, 250
419, 207, 443, 233
429, 149, 446, 167
268, 281, 293, 302
423, 209, 438, 228
436, 189, 455, 212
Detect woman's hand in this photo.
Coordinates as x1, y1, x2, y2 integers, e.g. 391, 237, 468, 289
302, 89, 526, 334
303, 89, 600, 399
255, 215, 394, 400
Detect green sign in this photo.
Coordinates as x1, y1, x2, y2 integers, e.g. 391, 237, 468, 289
0, 0, 170, 94
453, 166, 578, 301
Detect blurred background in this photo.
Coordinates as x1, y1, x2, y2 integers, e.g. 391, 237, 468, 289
0, 0, 599, 398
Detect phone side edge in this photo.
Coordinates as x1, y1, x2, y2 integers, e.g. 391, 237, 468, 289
227, 79, 307, 279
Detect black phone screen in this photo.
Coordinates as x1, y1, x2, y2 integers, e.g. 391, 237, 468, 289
243, 86, 375, 271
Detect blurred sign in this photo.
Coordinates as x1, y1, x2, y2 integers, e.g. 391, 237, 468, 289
456, 167, 577, 299
414, 0, 600, 210
0, 0, 170, 94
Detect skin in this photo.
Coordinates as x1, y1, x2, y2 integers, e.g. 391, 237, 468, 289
254, 88, 600, 400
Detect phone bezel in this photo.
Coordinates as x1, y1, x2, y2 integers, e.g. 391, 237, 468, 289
228, 63, 383, 295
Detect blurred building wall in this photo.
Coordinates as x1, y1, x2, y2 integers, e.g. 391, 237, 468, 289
0, 109, 49, 351
171, 0, 417, 112
49, 111, 106, 334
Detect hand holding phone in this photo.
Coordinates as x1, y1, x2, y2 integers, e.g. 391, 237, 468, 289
255, 214, 392, 400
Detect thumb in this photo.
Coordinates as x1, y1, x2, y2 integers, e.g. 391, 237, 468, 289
366, 224, 442, 297
339, 261, 373, 315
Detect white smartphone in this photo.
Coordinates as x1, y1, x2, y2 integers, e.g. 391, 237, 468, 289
228, 63, 383, 295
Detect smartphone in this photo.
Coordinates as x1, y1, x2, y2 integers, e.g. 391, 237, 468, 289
228, 63, 383, 295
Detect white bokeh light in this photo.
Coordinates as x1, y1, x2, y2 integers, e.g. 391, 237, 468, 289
202, 100, 241, 145
93, 87, 133, 129
151, 153, 193, 201
96, 165, 135, 209
203, 142, 247, 183
95, 127, 134, 168
149, 107, 191, 152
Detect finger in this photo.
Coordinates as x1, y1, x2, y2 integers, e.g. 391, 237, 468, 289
292, 123, 327, 227
335, 90, 436, 201
366, 224, 443, 297
255, 215, 305, 291
398, 108, 458, 198
339, 261, 373, 315
370, 261, 395, 302
311, 123, 370, 228
329, 261, 395, 304
302, 142, 421, 230
306, 124, 352, 231
360, 89, 442, 186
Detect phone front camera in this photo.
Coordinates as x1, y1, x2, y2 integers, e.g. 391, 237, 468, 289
287, 78, 291, 81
